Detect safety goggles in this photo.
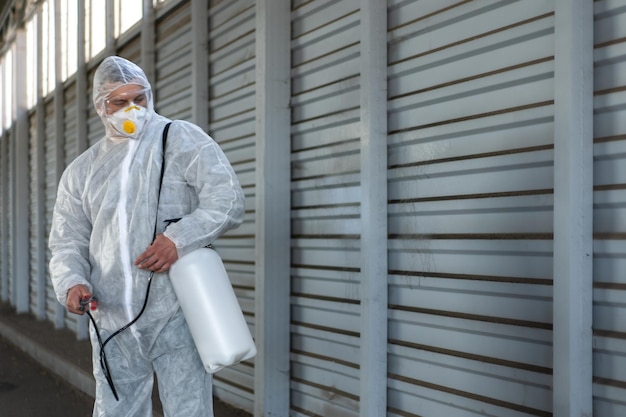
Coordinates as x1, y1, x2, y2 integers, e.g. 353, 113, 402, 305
105, 88, 150, 113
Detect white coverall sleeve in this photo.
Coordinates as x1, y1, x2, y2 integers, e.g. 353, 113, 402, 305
48, 168, 93, 306
162, 123, 245, 258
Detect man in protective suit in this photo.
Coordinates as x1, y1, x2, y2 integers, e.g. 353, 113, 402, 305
49, 56, 245, 416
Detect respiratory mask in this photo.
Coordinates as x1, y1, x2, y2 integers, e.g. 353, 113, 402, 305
104, 86, 151, 139
108, 104, 148, 139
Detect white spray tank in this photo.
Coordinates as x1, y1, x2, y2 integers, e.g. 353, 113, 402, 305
168, 247, 257, 373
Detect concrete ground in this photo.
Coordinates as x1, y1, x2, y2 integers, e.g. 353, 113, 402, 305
0, 301, 251, 417
0, 334, 93, 416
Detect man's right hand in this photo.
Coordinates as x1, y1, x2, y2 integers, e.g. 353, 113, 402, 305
66, 284, 93, 315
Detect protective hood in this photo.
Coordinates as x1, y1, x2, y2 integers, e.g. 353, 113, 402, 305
93, 56, 156, 140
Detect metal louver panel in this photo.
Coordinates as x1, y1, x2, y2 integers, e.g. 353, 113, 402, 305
44, 99, 61, 323
61, 81, 80, 332
387, 1, 555, 416
64, 81, 79, 165
29, 112, 44, 317
0, 129, 7, 301
118, 34, 141, 65
87, 65, 106, 147
290, 0, 361, 415
155, 3, 193, 121
207, 0, 257, 411
5, 128, 14, 304
591, 1, 626, 415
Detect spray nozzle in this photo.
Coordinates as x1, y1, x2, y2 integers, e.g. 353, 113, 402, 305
79, 296, 99, 312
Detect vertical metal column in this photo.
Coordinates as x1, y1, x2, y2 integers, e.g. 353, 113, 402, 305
141, 0, 156, 87
190, 0, 209, 132
360, 0, 388, 415
553, 0, 593, 416
105, 0, 115, 56
76, 0, 88, 155
75, 0, 90, 339
254, 0, 291, 415
35, 8, 47, 320
0, 90, 6, 302
53, 0, 66, 328
13, 27, 30, 314
0, 38, 8, 302
0, 108, 7, 302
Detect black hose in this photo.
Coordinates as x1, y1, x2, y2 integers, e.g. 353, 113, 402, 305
85, 271, 154, 401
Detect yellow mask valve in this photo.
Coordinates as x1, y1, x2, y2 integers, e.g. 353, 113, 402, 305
121, 105, 141, 134
123, 120, 136, 134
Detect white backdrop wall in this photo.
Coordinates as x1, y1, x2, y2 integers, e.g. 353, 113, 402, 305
0, 1, 624, 416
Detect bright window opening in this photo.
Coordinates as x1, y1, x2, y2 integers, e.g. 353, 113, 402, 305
60, 0, 78, 80
41, 0, 55, 96
86, 0, 106, 60
3, 50, 13, 129
115, 0, 143, 38
26, 15, 38, 109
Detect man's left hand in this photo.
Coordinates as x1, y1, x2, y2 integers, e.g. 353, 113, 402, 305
135, 234, 179, 272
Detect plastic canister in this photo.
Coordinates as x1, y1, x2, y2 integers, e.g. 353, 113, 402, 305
168, 247, 257, 373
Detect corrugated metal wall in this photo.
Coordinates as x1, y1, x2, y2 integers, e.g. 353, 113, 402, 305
591, 1, 626, 415
0, 125, 7, 302
290, 0, 362, 416
28, 111, 42, 317
387, 1, 555, 416
155, 4, 193, 121
207, 0, 257, 410
62, 79, 80, 332
1, 0, 623, 416
5, 127, 13, 304
43, 98, 59, 324
86, 65, 105, 147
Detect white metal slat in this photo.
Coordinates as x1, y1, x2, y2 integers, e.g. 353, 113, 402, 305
389, 151, 554, 203
291, 75, 360, 124
155, 4, 193, 120
387, 376, 546, 417
594, 336, 626, 388
208, 1, 256, 147
291, 174, 360, 208
61, 82, 81, 333
388, 309, 552, 372
117, 35, 142, 65
291, 383, 358, 417
289, 4, 362, 415
87, 67, 105, 147
388, 61, 554, 134
207, 1, 257, 411
291, 357, 360, 405
389, 275, 551, 324
388, 0, 554, 65
387, 1, 556, 416
44, 100, 60, 323
389, 194, 553, 236
208, 0, 256, 305
0, 130, 7, 301
389, 239, 553, 281
292, 112, 360, 152
291, 48, 360, 102
28, 114, 41, 315
208, 2, 255, 77
63, 82, 78, 165
592, 1, 626, 415
291, 324, 360, 365
388, 106, 554, 168
6, 129, 14, 305
388, 343, 551, 414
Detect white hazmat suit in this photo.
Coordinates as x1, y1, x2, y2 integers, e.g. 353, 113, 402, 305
49, 56, 245, 416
